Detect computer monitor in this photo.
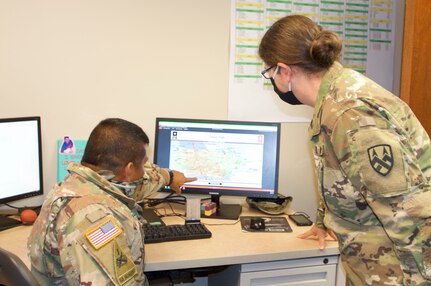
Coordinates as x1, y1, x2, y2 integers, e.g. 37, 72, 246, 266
154, 117, 280, 220
0, 117, 43, 228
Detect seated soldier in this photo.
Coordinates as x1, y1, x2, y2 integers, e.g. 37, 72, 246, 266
27, 118, 196, 285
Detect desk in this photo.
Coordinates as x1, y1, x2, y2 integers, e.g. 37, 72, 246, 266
0, 206, 343, 285
0, 222, 32, 267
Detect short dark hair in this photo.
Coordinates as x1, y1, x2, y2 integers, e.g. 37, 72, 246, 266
81, 118, 149, 174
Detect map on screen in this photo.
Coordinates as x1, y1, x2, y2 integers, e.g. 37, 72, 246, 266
169, 137, 263, 189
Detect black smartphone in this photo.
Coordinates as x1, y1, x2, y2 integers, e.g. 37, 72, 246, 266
288, 214, 313, 226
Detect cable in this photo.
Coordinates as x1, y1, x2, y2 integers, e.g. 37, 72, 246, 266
143, 193, 187, 208
2, 203, 20, 209
153, 204, 186, 219
203, 219, 240, 226
291, 211, 311, 218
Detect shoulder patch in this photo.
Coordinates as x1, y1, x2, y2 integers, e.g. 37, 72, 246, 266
85, 219, 123, 249
367, 144, 393, 176
348, 128, 407, 197
114, 241, 138, 285
85, 208, 108, 223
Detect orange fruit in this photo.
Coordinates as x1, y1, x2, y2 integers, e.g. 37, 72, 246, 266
20, 209, 38, 224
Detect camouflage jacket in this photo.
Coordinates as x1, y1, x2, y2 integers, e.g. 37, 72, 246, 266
309, 62, 431, 285
27, 162, 166, 286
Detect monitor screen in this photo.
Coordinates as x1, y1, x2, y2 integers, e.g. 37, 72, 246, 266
0, 116, 43, 204
154, 118, 280, 219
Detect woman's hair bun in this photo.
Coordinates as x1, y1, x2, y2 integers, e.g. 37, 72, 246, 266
309, 30, 342, 69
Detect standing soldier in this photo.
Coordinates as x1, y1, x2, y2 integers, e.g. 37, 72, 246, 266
258, 15, 431, 285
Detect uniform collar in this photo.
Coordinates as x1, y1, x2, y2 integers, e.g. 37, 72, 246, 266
309, 61, 344, 137
67, 162, 137, 208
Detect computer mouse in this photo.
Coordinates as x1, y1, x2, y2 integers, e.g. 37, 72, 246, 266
249, 218, 265, 230
20, 209, 38, 225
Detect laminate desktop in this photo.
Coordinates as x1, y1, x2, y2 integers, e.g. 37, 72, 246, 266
0, 205, 341, 285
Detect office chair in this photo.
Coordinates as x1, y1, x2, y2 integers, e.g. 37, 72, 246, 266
0, 247, 39, 286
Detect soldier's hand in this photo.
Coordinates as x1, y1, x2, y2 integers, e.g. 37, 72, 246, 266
170, 170, 197, 194
297, 224, 337, 249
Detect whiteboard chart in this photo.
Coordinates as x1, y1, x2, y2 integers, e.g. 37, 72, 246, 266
228, 0, 400, 122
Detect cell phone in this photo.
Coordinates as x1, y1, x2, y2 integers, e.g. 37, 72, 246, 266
288, 214, 313, 226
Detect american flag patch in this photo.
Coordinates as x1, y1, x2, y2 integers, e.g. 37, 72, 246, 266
85, 219, 123, 249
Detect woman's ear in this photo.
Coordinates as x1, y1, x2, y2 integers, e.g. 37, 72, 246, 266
277, 63, 293, 80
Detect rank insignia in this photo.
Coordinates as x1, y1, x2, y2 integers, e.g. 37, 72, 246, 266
367, 144, 394, 176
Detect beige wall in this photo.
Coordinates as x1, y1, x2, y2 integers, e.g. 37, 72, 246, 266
0, 1, 318, 219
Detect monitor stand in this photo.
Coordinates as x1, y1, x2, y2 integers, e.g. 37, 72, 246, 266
201, 194, 242, 220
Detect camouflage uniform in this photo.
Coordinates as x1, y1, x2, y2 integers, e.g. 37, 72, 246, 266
310, 62, 431, 285
27, 162, 167, 285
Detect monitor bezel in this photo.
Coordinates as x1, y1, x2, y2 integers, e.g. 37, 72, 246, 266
0, 116, 44, 204
154, 117, 280, 199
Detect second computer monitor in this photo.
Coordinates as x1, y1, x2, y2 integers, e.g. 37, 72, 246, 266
154, 118, 281, 219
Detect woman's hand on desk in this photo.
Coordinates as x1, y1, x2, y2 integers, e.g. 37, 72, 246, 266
297, 225, 337, 250
170, 170, 197, 194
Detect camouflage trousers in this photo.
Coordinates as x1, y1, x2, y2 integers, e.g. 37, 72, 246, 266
339, 231, 430, 286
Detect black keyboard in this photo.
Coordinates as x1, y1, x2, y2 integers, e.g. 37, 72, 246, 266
0, 216, 22, 232
144, 223, 212, 244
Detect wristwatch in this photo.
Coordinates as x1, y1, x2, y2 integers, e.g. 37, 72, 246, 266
168, 170, 174, 186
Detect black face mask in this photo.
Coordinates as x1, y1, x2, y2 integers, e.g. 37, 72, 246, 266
270, 78, 303, 105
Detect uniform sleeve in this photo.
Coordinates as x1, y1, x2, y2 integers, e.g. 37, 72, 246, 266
133, 162, 168, 201
315, 199, 326, 229
57, 203, 147, 286
331, 108, 431, 279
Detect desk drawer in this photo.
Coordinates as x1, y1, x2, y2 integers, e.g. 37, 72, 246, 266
240, 264, 336, 286
208, 256, 338, 286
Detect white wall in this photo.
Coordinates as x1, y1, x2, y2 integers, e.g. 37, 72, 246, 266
11, 0, 417, 220
0, 0, 235, 206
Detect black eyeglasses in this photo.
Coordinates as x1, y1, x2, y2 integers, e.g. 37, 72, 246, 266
261, 65, 277, 79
